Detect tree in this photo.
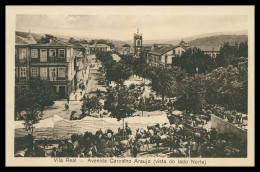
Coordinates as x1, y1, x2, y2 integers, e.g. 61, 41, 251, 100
81, 95, 103, 117
104, 85, 143, 135
68, 37, 76, 43
174, 73, 206, 113
204, 64, 247, 113
122, 44, 130, 47
148, 66, 184, 101
173, 47, 211, 74
22, 103, 42, 136
15, 79, 57, 120
105, 60, 133, 85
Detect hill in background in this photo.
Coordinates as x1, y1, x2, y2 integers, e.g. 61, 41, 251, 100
188, 35, 248, 47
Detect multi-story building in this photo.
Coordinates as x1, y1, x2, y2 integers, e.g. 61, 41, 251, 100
194, 46, 220, 58
28, 35, 76, 99
146, 45, 175, 66
89, 44, 111, 54
73, 43, 91, 90
15, 32, 37, 95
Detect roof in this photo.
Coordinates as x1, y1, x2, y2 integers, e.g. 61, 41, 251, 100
81, 44, 90, 49
118, 47, 134, 54
30, 39, 72, 47
72, 43, 85, 49
148, 45, 175, 56
192, 46, 221, 52
89, 44, 110, 48
15, 34, 37, 45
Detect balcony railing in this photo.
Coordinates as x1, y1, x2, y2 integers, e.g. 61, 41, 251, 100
30, 57, 67, 63
19, 77, 27, 83
15, 59, 27, 64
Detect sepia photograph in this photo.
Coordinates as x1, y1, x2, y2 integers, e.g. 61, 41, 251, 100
6, 6, 255, 166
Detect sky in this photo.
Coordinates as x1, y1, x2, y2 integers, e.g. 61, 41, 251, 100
16, 15, 248, 41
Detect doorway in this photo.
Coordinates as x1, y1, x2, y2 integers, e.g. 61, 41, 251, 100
59, 86, 65, 99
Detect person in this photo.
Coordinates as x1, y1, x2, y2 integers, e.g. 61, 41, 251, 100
67, 97, 70, 104
51, 147, 57, 157
43, 137, 48, 148
132, 144, 138, 157
75, 93, 77, 101
65, 103, 69, 111
80, 91, 82, 96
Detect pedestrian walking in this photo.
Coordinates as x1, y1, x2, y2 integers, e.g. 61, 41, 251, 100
80, 91, 82, 96
67, 97, 70, 104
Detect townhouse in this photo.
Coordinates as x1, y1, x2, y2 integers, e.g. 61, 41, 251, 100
15, 33, 37, 96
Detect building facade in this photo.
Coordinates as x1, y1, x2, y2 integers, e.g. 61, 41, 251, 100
29, 38, 76, 99
15, 32, 78, 99
73, 43, 91, 90
15, 33, 37, 96
194, 46, 220, 58
89, 44, 111, 54
146, 45, 175, 66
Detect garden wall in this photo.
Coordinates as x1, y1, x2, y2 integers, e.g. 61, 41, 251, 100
210, 114, 247, 141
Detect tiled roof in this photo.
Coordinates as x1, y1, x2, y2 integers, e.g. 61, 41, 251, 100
148, 45, 175, 56
30, 39, 72, 47
81, 44, 90, 49
89, 44, 110, 48
15, 35, 37, 45
72, 43, 85, 49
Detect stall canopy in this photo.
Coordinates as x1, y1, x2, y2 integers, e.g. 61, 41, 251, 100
15, 112, 169, 140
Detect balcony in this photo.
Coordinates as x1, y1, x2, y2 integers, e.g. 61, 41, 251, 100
15, 59, 27, 64
30, 57, 67, 63
19, 77, 27, 83
49, 56, 58, 62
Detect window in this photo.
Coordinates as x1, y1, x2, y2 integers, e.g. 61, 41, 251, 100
49, 67, 57, 81
40, 67, 48, 79
15, 67, 18, 78
49, 49, 56, 57
58, 49, 65, 58
31, 67, 38, 77
40, 49, 47, 62
31, 49, 38, 58
58, 67, 66, 78
20, 67, 26, 78
19, 48, 26, 59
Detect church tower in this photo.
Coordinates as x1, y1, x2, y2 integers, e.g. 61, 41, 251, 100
133, 28, 142, 57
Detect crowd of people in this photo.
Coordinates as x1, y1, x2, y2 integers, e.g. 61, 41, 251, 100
15, 111, 247, 158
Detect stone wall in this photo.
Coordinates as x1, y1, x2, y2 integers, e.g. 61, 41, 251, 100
211, 114, 247, 141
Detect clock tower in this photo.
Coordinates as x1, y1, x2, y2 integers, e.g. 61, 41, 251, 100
133, 28, 142, 57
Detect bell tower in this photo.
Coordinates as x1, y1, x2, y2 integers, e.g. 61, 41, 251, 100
133, 28, 142, 57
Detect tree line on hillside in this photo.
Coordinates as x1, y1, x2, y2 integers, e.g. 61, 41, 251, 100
68, 38, 115, 48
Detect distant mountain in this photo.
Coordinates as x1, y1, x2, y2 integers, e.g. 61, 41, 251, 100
188, 35, 248, 47
123, 30, 248, 46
